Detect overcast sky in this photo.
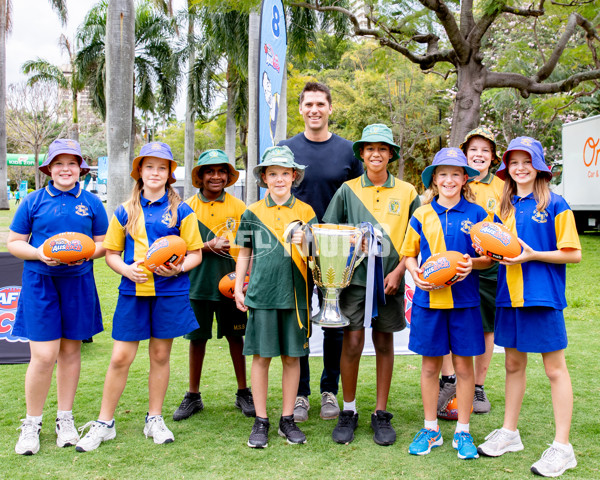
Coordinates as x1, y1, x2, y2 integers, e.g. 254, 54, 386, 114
6, 0, 187, 119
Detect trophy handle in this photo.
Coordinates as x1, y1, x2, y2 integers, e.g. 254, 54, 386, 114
284, 220, 312, 260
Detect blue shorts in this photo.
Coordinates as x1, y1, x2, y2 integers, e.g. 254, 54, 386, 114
112, 294, 198, 341
13, 269, 103, 341
495, 307, 567, 353
408, 304, 485, 357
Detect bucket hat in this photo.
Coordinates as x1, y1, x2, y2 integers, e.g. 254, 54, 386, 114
39, 139, 90, 176
459, 126, 500, 165
496, 136, 551, 181
253, 146, 306, 189
192, 149, 239, 188
131, 142, 178, 184
421, 147, 480, 189
352, 124, 400, 162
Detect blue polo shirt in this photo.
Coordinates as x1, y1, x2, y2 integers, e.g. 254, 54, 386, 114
103, 192, 203, 296
495, 192, 581, 309
10, 181, 109, 276
400, 196, 488, 309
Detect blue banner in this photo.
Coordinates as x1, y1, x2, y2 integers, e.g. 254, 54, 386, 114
18, 181, 28, 199
97, 156, 108, 185
258, 0, 287, 165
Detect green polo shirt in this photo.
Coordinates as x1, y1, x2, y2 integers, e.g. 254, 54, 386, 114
323, 172, 420, 286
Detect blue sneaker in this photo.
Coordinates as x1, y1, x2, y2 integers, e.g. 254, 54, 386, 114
453, 431, 479, 459
408, 428, 443, 455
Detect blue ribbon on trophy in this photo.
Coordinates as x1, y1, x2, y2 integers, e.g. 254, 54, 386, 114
361, 222, 385, 328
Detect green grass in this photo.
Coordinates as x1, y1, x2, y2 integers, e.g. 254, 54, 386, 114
1, 209, 599, 479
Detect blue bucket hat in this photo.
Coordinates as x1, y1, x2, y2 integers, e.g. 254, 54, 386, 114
496, 136, 551, 181
352, 124, 400, 162
421, 147, 480, 189
39, 139, 90, 177
192, 149, 239, 188
131, 141, 178, 184
253, 146, 306, 189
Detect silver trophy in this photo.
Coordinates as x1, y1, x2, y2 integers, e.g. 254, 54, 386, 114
306, 224, 366, 327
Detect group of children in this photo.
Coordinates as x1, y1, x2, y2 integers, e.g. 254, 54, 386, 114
8, 124, 581, 477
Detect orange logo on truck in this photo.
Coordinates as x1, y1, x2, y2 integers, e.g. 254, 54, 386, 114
583, 137, 599, 168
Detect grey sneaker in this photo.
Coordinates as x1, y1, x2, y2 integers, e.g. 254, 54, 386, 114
278, 415, 307, 444
173, 391, 204, 421
15, 419, 41, 455
477, 428, 524, 457
293, 396, 310, 423
437, 378, 457, 412
531, 444, 577, 477
320, 392, 340, 420
56, 414, 79, 447
473, 385, 491, 414
144, 415, 174, 444
235, 388, 256, 417
248, 417, 270, 448
75, 420, 116, 452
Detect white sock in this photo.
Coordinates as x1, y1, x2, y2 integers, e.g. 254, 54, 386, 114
455, 422, 469, 433
98, 418, 114, 426
424, 419, 438, 431
26, 414, 43, 425
343, 399, 356, 413
552, 440, 573, 453
501, 427, 518, 436
57, 410, 73, 419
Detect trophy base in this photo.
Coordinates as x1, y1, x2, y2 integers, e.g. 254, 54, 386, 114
311, 289, 350, 328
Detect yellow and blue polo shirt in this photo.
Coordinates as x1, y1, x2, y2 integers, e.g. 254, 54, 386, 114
401, 196, 488, 309
185, 191, 246, 301
10, 181, 109, 276
104, 192, 203, 296
235, 194, 317, 310
323, 172, 420, 286
495, 192, 581, 309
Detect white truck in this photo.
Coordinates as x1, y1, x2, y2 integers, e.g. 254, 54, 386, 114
552, 115, 600, 232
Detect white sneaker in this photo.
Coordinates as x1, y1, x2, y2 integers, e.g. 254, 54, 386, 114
56, 414, 80, 447
477, 428, 524, 457
75, 420, 116, 452
15, 419, 41, 455
143, 415, 174, 444
531, 444, 577, 477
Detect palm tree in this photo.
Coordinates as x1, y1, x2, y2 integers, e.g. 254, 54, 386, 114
22, 35, 85, 141
0, 0, 67, 207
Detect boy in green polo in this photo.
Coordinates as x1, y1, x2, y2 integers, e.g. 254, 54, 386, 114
323, 124, 420, 446
234, 146, 317, 448
173, 150, 255, 422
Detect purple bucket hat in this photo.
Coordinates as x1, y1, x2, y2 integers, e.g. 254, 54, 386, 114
496, 136, 551, 181
131, 142, 178, 184
39, 139, 90, 177
421, 147, 480, 188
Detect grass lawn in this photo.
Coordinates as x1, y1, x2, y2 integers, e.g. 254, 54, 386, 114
0, 205, 599, 479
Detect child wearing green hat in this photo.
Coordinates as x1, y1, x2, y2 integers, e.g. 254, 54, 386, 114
323, 124, 420, 446
172, 149, 254, 422
234, 145, 317, 448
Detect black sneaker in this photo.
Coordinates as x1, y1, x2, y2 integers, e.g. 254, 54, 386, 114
235, 388, 256, 417
371, 410, 396, 446
248, 417, 270, 448
172, 392, 204, 421
278, 415, 307, 444
332, 410, 358, 444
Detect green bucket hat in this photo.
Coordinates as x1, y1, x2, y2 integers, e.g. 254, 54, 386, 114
253, 146, 306, 189
352, 124, 400, 162
192, 149, 239, 188
459, 126, 500, 165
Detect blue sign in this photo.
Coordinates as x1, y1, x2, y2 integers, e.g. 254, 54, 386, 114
97, 156, 108, 185
258, 0, 287, 164
18, 181, 28, 199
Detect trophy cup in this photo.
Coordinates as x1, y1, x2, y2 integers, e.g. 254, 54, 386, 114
306, 224, 366, 327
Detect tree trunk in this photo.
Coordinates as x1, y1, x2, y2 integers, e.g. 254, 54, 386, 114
71, 90, 79, 141
0, 0, 8, 209
106, 0, 135, 215
449, 59, 485, 147
246, 10, 260, 205
183, 16, 195, 200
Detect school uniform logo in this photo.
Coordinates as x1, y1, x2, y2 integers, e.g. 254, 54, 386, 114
532, 210, 548, 223
225, 217, 236, 232
520, 138, 533, 147
486, 198, 497, 213
460, 220, 473, 234
388, 199, 401, 215
75, 204, 89, 217
161, 212, 172, 226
